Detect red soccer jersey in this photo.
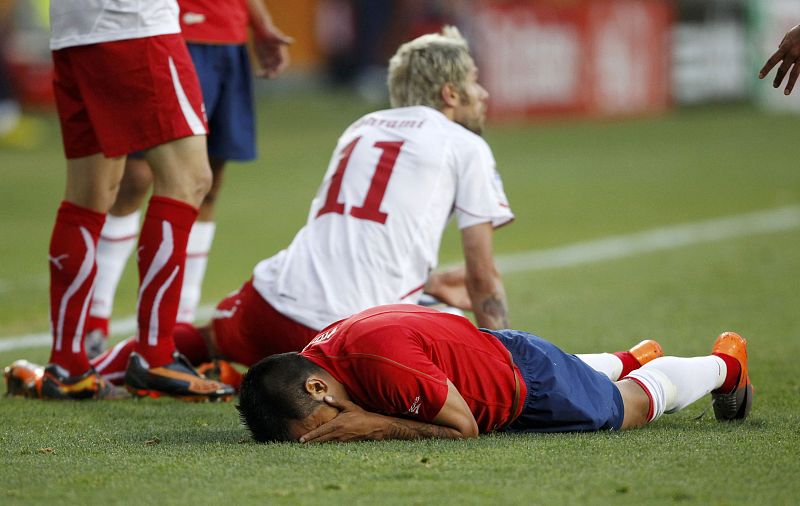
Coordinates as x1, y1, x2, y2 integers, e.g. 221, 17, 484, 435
179, 0, 249, 44
301, 305, 526, 433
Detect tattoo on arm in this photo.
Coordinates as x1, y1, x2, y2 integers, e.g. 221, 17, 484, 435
386, 420, 464, 440
480, 293, 509, 328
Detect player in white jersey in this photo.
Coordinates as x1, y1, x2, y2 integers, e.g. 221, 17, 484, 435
3, 1, 235, 400
254, 104, 512, 331
56, 25, 514, 392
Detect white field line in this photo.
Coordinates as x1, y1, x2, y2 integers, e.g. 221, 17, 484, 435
1, 205, 799, 353
495, 204, 800, 274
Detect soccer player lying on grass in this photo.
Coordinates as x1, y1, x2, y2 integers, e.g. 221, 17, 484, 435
237, 305, 752, 443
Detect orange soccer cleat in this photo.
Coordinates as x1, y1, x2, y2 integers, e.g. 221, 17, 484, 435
196, 359, 243, 392
711, 332, 753, 421
4, 360, 44, 398
628, 339, 664, 367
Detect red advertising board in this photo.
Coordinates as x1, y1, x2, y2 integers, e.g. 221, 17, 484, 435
473, 0, 673, 120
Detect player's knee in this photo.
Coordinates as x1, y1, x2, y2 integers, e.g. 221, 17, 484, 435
194, 163, 213, 199
124, 158, 155, 195
617, 379, 651, 430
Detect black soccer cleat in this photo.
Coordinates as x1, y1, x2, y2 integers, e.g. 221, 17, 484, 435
38, 363, 124, 400
124, 352, 235, 402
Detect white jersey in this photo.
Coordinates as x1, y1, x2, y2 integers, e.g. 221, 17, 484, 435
50, 0, 180, 50
253, 106, 514, 330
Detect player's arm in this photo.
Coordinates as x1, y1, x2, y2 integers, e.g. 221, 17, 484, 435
246, 0, 293, 78
299, 380, 479, 443
461, 222, 508, 329
759, 24, 800, 95
423, 266, 472, 310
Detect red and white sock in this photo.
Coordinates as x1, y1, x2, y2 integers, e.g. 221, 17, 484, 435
134, 196, 197, 368
88, 210, 141, 336
48, 201, 106, 376
712, 352, 741, 394
91, 337, 136, 385
177, 221, 215, 323
625, 356, 726, 422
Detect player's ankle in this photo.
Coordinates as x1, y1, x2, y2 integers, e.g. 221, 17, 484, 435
712, 352, 741, 394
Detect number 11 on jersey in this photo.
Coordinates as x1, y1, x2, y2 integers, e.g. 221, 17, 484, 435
316, 136, 404, 225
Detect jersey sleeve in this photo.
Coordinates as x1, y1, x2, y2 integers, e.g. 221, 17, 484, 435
350, 327, 450, 422
451, 135, 514, 230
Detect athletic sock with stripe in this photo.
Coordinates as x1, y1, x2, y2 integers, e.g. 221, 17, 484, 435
134, 196, 197, 368
88, 210, 141, 335
47, 201, 106, 375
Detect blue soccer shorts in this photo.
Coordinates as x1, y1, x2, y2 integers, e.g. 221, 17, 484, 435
187, 43, 256, 162
484, 328, 625, 432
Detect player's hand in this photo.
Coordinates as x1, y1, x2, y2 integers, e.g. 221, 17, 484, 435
298, 396, 388, 443
424, 267, 472, 311
252, 24, 293, 79
759, 24, 800, 95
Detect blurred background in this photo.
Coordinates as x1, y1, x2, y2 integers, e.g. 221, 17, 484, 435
1, 0, 799, 352
3, 0, 800, 136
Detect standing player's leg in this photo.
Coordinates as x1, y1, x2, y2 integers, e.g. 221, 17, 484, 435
44, 153, 125, 398
123, 136, 234, 400
86, 157, 153, 357
177, 158, 224, 323
121, 134, 236, 400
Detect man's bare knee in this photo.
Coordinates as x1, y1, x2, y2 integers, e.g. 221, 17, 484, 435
111, 157, 154, 215
198, 160, 226, 221
616, 379, 651, 430
64, 154, 126, 212
145, 135, 212, 207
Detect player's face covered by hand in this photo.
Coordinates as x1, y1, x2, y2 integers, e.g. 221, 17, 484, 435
288, 403, 339, 441
453, 64, 489, 135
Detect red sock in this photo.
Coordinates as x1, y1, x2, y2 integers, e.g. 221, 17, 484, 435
48, 201, 106, 375
713, 352, 741, 393
613, 351, 642, 379
134, 196, 197, 368
90, 337, 136, 385
173, 323, 211, 365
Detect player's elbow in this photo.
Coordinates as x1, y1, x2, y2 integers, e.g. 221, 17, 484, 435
462, 421, 480, 439
452, 416, 480, 439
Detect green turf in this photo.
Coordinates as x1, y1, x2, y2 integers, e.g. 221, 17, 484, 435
1, 93, 799, 504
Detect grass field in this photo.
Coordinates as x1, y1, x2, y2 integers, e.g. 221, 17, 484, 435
1, 91, 799, 504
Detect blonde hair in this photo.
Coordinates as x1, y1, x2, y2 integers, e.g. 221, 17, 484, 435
387, 26, 474, 110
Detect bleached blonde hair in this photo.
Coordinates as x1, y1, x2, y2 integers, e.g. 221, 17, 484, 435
387, 26, 474, 110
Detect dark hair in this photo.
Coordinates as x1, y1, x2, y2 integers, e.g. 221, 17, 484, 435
237, 352, 324, 442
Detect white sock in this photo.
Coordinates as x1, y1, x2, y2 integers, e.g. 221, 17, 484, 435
177, 221, 215, 323
90, 211, 141, 320
626, 356, 727, 421
576, 353, 623, 381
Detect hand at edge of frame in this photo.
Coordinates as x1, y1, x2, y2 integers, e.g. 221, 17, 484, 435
759, 24, 800, 95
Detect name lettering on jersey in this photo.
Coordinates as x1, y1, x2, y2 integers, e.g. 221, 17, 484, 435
407, 396, 422, 415
182, 12, 206, 25
350, 117, 425, 130
305, 325, 340, 350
